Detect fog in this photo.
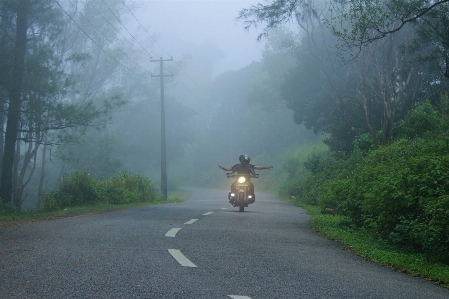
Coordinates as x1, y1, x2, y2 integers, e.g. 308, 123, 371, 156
4, 0, 446, 210
0, 0, 349, 209
95, 0, 315, 192
134, 0, 265, 76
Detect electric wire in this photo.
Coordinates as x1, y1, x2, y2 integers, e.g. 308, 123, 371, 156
92, 0, 205, 102
60, 0, 206, 103
120, 0, 205, 92
119, 0, 170, 59
87, 0, 152, 59
99, 0, 154, 58
65, 0, 151, 76
56, 1, 150, 79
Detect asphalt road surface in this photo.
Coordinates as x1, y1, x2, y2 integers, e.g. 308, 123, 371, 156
1, 188, 449, 298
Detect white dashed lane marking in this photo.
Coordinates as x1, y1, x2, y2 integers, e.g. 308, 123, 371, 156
168, 249, 197, 267
203, 212, 214, 215
228, 296, 252, 299
165, 228, 181, 237
184, 219, 198, 224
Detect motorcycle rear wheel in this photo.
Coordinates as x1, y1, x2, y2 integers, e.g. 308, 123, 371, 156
239, 205, 244, 212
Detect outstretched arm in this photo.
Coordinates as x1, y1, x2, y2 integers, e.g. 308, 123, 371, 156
218, 164, 233, 171
253, 165, 273, 170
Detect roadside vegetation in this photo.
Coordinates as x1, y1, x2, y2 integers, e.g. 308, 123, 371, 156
2, 0, 449, 288
0, 172, 187, 223
280, 101, 449, 287
300, 204, 449, 287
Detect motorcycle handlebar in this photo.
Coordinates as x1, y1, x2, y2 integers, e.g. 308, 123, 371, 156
226, 173, 259, 178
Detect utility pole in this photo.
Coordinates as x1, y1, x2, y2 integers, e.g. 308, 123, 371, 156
151, 57, 173, 200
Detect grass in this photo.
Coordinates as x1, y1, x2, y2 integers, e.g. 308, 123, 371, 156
292, 200, 449, 288
0, 190, 190, 226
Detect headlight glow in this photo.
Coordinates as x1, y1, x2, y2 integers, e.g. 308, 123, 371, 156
238, 176, 246, 183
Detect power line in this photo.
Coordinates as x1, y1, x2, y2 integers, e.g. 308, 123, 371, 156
120, 0, 170, 58
120, 0, 205, 92
99, 0, 154, 58
66, 0, 151, 75
62, 0, 206, 103
57, 1, 147, 79
87, 0, 152, 59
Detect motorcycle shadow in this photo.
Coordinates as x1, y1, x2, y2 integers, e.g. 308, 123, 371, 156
224, 208, 257, 214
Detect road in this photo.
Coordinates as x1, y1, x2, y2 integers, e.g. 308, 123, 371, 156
1, 188, 448, 298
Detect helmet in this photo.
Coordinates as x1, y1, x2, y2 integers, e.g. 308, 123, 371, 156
239, 154, 250, 164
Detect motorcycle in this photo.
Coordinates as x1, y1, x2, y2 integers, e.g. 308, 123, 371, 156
226, 172, 258, 212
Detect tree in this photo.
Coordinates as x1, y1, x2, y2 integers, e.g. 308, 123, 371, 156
238, 0, 449, 50
409, 3, 449, 79
327, 0, 449, 50
0, 0, 130, 208
0, 0, 33, 205
240, 2, 366, 153
238, 0, 447, 152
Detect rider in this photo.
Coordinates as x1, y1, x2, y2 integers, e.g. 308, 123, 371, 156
218, 154, 273, 202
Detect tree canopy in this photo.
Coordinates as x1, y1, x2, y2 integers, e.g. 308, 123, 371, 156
238, 0, 449, 153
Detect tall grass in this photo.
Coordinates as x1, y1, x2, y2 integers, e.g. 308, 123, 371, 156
43, 171, 159, 211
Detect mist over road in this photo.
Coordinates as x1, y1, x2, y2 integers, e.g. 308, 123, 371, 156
1, 188, 448, 298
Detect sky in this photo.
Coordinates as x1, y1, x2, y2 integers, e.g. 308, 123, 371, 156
134, 0, 265, 76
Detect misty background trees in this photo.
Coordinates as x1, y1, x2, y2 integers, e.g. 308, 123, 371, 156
1, 0, 449, 267
238, 0, 449, 262
0, 0, 150, 208
1, 0, 448, 224
0, 0, 316, 210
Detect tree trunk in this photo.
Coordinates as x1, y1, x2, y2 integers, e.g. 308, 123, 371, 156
0, 0, 29, 205
362, 94, 380, 148
0, 108, 4, 172
12, 131, 21, 209
37, 134, 48, 209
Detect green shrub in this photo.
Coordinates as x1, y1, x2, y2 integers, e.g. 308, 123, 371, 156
43, 171, 158, 211
0, 202, 19, 218
353, 132, 381, 152
323, 138, 449, 261
100, 185, 127, 204
288, 134, 449, 262
99, 172, 159, 204
396, 100, 442, 139
44, 172, 99, 211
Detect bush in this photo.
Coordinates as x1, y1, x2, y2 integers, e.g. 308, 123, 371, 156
44, 172, 99, 211
396, 100, 442, 139
43, 171, 158, 211
283, 101, 449, 263
99, 172, 159, 204
307, 138, 449, 262
0, 202, 20, 218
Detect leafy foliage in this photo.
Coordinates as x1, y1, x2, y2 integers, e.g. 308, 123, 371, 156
286, 102, 449, 263
103, 172, 158, 205
328, 0, 449, 52
303, 140, 449, 260
43, 171, 158, 211
43, 172, 100, 210
0, 202, 20, 218
396, 100, 442, 139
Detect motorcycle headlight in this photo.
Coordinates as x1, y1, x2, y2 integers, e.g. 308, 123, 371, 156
238, 176, 246, 183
